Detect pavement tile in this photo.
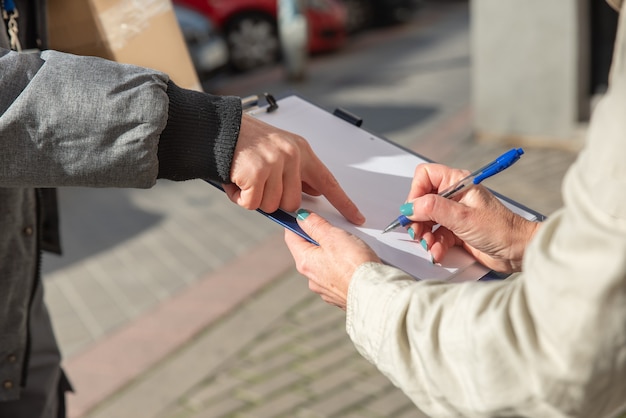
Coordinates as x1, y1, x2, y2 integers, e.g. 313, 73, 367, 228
237, 369, 304, 402
187, 396, 248, 418
236, 391, 308, 418
294, 342, 358, 377
231, 352, 300, 384
298, 386, 374, 417
366, 388, 426, 416
306, 365, 364, 398
184, 375, 246, 411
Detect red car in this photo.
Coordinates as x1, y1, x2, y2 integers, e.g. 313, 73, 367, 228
173, 0, 347, 72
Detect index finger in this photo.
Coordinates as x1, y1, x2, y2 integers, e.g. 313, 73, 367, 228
408, 163, 470, 202
304, 163, 365, 225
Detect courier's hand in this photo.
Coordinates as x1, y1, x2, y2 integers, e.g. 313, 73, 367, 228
284, 210, 380, 310
224, 114, 365, 225
403, 163, 540, 273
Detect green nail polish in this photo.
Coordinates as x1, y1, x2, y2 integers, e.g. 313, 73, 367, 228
408, 228, 415, 240
400, 202, 414, 216
296, 209, 310, 221
420, 239, 428, 251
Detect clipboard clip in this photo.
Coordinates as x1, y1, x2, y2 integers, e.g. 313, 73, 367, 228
264, 93, 279, 112
241, 93, 279, 113
333, 107, 363, 127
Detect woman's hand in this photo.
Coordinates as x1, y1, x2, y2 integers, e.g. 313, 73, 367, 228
224, 114, 365, 225
404, 163, 540, 273
284, 210, 380, 310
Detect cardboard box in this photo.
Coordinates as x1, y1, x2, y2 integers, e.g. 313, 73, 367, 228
48, 0, 202, 91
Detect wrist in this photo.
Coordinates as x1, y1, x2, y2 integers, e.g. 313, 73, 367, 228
508, 218, 542, 272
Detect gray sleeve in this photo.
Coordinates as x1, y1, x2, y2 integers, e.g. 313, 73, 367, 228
0, 48, 170, 188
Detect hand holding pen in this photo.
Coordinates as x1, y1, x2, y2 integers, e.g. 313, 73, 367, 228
382, 148, 524, 234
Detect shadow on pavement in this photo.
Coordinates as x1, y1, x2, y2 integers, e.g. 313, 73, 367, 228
42, 187, 162, 274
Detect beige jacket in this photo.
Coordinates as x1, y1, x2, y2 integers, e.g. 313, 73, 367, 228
346, 4, 626, 418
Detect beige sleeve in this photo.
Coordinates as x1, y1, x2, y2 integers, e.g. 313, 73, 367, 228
346, 8, 626, 418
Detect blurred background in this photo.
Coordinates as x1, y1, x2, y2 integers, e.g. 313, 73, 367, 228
174, 0, 423, 74
42, 1, 619, 417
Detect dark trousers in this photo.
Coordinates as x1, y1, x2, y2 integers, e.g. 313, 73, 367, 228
0, 280, 72, 417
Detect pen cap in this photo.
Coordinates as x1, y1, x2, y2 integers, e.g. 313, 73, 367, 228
473, 148, 524, 184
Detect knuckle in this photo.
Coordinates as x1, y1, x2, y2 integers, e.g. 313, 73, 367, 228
306, 218, 325, 238
317, 170, 337, 189
283, 140, 301, 159
419, 194, 438, 214
298, 257, 312, 277
240, 199, 256, 210
260, 201, 280, 213
239, 190, 261, 210
455, 168, 471, 181
281, 195, 302, 213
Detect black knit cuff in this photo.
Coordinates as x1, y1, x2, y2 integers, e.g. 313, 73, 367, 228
157, 81, 242, 182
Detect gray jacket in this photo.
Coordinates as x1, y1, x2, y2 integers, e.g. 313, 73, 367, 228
0, 42, 242, 403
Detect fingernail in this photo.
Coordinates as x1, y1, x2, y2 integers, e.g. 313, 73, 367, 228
296, 208, 310, 221
420, 239, 434, 263
400, 202, 414, 216
408, 228, 415, 240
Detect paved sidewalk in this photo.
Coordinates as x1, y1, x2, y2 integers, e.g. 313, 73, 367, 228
42, 2, 581, 417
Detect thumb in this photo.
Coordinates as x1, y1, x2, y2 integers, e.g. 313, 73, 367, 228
295, 209, 332, 244
410, 194, 468, 231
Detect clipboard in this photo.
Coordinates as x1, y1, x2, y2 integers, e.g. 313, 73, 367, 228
206, 93, 543, 282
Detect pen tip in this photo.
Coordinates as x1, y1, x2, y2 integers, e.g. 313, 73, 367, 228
382, 221, 399, 234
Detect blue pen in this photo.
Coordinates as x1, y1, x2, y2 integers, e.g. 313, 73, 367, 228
382, 148, 524, 234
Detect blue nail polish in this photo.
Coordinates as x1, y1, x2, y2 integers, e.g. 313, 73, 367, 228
400, 202, 414, 216
296, 209, 310, 221
408, 228, 415, 240
420, 239, 428, 251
